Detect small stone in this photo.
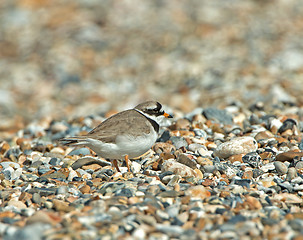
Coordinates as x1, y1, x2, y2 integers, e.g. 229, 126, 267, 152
295, 161, 303, 169
156, 224, 184, 237
242, 152, 261, 168
286, 167, 298, 181
50, 147, 65, 155
71, 156, 111, 170
254, 131, 275, 140
274, 193, 302, 204
203, 165, 217, 173
197, 146, 212, 157
7, 199, 27, 209
177, 154, 197, 169
274, 161, 288, 175
167, 175, 181, 187
162, 160, 201, 179
0, 161, 20, 169
259, 151, 273, 160
196, 157, 213, 166
244, 196, 262, 210
242, 170, 253, 179
82, 163, 103, 171
132, 227, 146, 240
3, 167, 14, 180
49, 158, 61, 166
26, 211, 55, 226
276, 151, 303, 162
0, 142, 10, 154
175, 118, 191, 129
188, 143, 203, 152
260, 162, 275, 172
68, 147, 91, 156
80, 184, 91, 194
185, 185, 210, 200
213, 136, 258, 159
56, 186, 68, 195
260, 178, 277, 188
278, 118, 297, 134
229, 154, 244, 164
203, 107, 233, 125
170, 136, 188, 149
32, 193, 41, 204
158, 130, 171, 142
68, 168, 79, 181
253, 169, 264, 178
52, 199, 73, 212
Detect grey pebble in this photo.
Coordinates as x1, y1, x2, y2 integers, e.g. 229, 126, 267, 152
203, 107, 233, 125
115, 188, 134, 197
188, 143, 204, 152
277, 181, 293, 192
193, 128, 207, 138
49, 157, 61, 166
294, 161, 303, 169
37, 166, 50, 175
177, 154, 196, 169
68, 147, 91, 156
72, 157, 110, 170
156, 224, 184, 237
203, 165, 217, 173
56, 186, 69, 195
242, 152, 261, 168
253, 169, 264, 178
3, 167, 14, 180
289, 219, 303, 231
4, 147, 22, 160
158, 130, 171, 142
20, 208, 35, 217
27, 187, 57, 197
274, 161, 288, 175
7, 223, 51, 240
170, 136, 188, 149
0, 162, 20, 169
31, 160, 43, 168
286, 167, 297, 181
32, 193, 41, 204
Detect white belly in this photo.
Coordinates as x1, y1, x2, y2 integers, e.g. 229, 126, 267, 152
86, 131, 158, 159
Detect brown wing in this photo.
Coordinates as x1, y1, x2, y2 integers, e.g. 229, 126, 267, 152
86, 109, 153, 143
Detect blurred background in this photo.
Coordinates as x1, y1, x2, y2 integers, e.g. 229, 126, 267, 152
0, 0, 303, 135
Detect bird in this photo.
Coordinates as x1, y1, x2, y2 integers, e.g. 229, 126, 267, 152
60, 101, 173, 172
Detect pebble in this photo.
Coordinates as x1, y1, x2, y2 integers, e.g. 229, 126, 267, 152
286, 167, 298, 181
153, 142, 176, 154
185, 185, 210, 200
213, 136, 258, 159
161, 160, 201, 179
274, 161, 288, 175
0, 162, 20, 169
242, 152, 261, 168
49, 157, 61, 166
71, 156, 111, 170
170, 136, 188, 149
276, 151, 303, 162
203, 108, 233, 125
68, 147, 91, 156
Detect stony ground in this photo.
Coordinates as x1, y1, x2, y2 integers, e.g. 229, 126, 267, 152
1, 0, 303, 240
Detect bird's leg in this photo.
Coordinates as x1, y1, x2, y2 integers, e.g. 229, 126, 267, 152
125, 155, 131, 172
111, 159, 120, 172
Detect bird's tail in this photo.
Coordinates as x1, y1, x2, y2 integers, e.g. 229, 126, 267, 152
59, 136, 89, 146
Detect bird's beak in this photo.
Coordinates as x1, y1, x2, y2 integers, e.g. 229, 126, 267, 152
163, 112, 173, 118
